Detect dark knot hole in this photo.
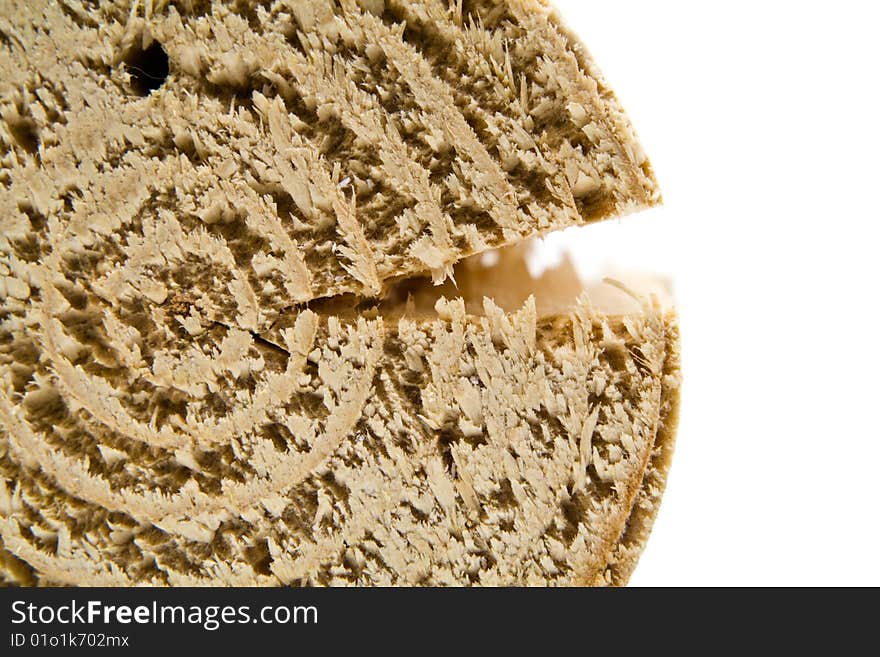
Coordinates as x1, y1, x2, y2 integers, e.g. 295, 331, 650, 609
124, 39, 169, 95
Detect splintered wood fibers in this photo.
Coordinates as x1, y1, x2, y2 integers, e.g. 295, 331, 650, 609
0, 0, 679, 586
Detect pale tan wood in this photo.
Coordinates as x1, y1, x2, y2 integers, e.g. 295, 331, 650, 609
0, 0, 675, 586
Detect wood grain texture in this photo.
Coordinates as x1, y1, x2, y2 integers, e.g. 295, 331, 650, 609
0, 0, 676, 586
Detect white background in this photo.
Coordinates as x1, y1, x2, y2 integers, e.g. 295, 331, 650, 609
545, 0, 880, 585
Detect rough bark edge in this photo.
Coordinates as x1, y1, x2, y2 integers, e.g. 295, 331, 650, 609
604, 317, 681, 585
